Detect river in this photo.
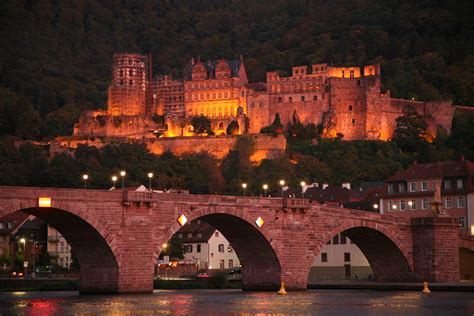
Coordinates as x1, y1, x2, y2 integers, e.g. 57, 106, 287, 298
0, 289, 473, 315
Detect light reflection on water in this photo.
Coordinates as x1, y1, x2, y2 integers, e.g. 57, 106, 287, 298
0, 289, 472, 315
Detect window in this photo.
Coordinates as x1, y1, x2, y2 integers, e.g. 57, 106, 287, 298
410, 199, 417, 210
349, 105, 352, 112
400, 200, 406, 211
444, 179, 451, 190
344, 252, 351, 262
351, 118, 355, 125
0, 222, 3, 229
220, 260, 225, 269
218, 244, 224, 253
409, 182, 416, 192
422, 199, 428, 210
197, 232, 202, 238
278, 97, 282, 103
197, 244, 201, 253
228, 245, 233, 253
289, 97, 292, 103
215, 231, 219, 237
313, 95, 318, 101
332, 235, 339, 245
342, 70, 345, 78
188, 245, 193, 253
459, 217, 465, 228
457, 179, 463, 189
250, 102, 255, 108
399, 183, 406, 193
389, 200, 393, 210
340, 234, 347, 244
321, 253, 328, 262
350, 70, 354, 78
188, 233, 192, 238
229, 259, 233, 268
458, 196, 465, 208
445, 197, 452, 208
422, 182, 427, 191
388, 184, 394, 194
301, 96, 305, 102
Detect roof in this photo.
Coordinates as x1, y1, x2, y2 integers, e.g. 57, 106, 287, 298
0, 212, 30, 235
387, 159, 474, 182
175, 220, 215, 243
186, 59, 242, 80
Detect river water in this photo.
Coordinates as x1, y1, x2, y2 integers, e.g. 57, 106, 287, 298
0, 289, 473, 315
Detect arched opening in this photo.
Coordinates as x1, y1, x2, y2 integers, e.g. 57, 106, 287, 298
308, 227, 412, 284
1, 208, 118, 294
460, 247, 474, 280
156, 214, 281, 290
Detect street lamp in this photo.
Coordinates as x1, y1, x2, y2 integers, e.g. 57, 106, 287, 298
300, 181, 306, 199
82, 174, 88, 189
373, 203, 379, 210
120, 170, 126, 189
279, 180, 285, 198
242, 183, 247, 196
148, 172, 154, 191
112, 175, 117, 189
392, 204, 397, 210
263, 184, 268, 197
408, 200, 413, 210
19, 238, 26, 277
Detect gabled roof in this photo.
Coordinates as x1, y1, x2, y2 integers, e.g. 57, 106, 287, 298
175, 220, 215, 243
0, 212, 30, 235
387, 159, 474, 182
186, 59, 243, 80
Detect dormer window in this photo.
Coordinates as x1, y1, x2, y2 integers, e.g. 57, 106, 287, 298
444, 179, 451, 190
457, 179, 463, 189
388, 184, 394, 194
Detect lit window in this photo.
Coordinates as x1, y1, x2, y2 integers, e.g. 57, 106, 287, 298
410, 199, 417, 210
458, 196, 465, 208
350, 70, 354, 78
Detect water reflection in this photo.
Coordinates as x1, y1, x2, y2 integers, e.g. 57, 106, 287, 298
0, 290, 472, 315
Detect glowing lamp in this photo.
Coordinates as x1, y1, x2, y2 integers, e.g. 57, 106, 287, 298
178, 214, 188, 226
38, 197, 51, 208
255, 216, 264, 228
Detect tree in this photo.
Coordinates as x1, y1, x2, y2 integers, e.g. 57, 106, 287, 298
392, 105, 429, 152
226, 120, 240, 135
191, 115, 213, 135
260, 113, 283, 135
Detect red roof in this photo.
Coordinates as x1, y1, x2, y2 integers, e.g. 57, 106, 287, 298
387, 159, 474, 182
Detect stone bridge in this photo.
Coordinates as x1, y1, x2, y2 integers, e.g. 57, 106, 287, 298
0, 186, 472, 294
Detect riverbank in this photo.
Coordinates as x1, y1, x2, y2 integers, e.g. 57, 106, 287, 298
0, 278, 78, 292
309, 280, 474, 292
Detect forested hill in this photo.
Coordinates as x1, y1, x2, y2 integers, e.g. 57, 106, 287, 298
0, 0, 473, 139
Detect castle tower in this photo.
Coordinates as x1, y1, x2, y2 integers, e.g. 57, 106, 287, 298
107, 53, 147, 116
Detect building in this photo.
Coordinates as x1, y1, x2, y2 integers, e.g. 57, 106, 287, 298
380, 158, 474, 235
0, 212, 30, 261
175, 219, 240, 271
71, 52, 455, 146
47, 226, 72, 269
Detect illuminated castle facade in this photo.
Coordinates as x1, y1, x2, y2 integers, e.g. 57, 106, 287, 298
73, 53, 454, 141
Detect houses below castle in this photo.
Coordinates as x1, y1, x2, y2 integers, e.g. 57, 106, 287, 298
67, 53, 456, 158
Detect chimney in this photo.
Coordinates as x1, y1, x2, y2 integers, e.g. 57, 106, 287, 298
341, 182, 351, 190
322, 183, 329, 189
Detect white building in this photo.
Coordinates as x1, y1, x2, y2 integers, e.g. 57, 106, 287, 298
46, 226, 72, 269
309, 232, 372, 281
176, 219, 240, 271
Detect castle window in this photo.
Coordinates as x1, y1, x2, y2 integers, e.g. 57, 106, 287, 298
241, 91, 245, 97
119, 70, 124, 77
218, 122, 224, 130
289, 97, 292, 103
350, 70, 354, 78
278, 97, 282, 103
351, 118, 355, 125
313, 95, 318, 101
119, 79, 124, 86
342, 70, 345, 78
129, 80, 133, 86
349, 105, 353, 112
129, 69, 133, 77
250, 102, 255, 108
301, 96, 305, 102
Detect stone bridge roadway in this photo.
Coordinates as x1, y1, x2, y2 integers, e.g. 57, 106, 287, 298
0, 186, 472, 294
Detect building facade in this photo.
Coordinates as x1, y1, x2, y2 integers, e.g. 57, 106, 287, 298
380, 158, 474, 235
47, 226, 72, 269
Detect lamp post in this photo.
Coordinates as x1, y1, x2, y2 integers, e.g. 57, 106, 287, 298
82, 174, 88, 189
148, 172, 154, 191
279, 180, 285, 198
263, 184, 268, 197
112, 175, 117, 189
19, 238, 26, 277
408, 200, 413, 210
300, 181, 306, 199
242, 183, 247, 196
373, 203, 379, 211
120, 171, 126, 189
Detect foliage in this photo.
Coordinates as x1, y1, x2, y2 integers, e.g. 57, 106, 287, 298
160, 238, 184, 260
207, 271, 228, 289
392, 105, 430, 155
260, 113, 283, 135
226, 120, 240, 135
191, 115, 213, 135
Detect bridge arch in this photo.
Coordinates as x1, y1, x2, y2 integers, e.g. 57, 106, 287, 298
156, 207, 282, 290
308, 220, 413, 283
0, 200, 120, 293
459, 239, 474, 280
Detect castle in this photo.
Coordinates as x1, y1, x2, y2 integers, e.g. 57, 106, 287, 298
68, 53, 455, 157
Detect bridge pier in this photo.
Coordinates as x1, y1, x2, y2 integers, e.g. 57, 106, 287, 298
411, 216, 460, 282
